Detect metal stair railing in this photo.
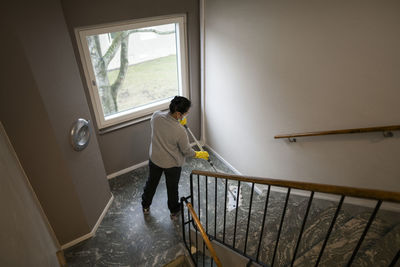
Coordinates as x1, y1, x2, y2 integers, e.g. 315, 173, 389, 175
180, 170, 400, 267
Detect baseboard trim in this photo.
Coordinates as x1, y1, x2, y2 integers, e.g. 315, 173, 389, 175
61, 193, 114, 250
107, 161, 149, 180
204, 145, 241, 175
107, 142, 199, 180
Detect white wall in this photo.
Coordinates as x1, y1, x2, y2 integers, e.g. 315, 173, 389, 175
204, 0, 400, 191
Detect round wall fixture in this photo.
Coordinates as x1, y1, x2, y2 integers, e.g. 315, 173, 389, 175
70, 118, 91, 151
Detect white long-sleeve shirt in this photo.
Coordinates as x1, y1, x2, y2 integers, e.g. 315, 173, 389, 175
149, 110, 196, 168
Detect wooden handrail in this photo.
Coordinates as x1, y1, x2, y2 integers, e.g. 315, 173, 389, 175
191, 170, 400, 203
186, 202, 222, 267
274, 125, 400, 139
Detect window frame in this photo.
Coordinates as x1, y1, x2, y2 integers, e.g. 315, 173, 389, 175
75, 15, 189, 130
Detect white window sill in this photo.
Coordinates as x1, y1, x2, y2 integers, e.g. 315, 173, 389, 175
98, 114, 152, 135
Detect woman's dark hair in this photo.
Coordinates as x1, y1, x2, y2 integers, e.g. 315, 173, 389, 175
169, 96, 191, 114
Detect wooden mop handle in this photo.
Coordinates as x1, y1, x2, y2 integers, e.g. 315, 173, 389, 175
184, 125, 204, 151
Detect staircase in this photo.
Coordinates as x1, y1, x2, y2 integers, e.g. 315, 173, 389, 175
180, 170, 400, 267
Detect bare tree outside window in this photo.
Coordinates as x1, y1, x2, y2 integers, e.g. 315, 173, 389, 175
78, 16, 188, 128
87, 25, 177, 117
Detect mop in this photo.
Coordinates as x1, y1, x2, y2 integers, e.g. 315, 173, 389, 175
183, 125, 242, 211
183, 125, 218, 172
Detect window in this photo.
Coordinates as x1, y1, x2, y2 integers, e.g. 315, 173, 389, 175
76, 15, 189, 129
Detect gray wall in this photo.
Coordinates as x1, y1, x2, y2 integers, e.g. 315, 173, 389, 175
204, 0, 400, 190
61, 0, 201, 175
1, 0, 112, 245
0, 123, 59, 267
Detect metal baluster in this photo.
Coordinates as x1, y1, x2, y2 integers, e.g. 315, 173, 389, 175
189, 174, 195, 264
206, 176, 208, 234
244, 183, 255, 255
291, 191, 314, 266
233, 181, 241, 249
190, 174, 194, 218
197, 175, 201, 265
347, 200, 382, 266
202, 239, 205, 267
223, 178, 228, 243
195, 224, 198, 265
198, 175, 201, 222
204, 176, 208, 267
271, 187, 291, 267
315, 195, 345, 267
214, 177, 217, 238
256, 185, 270, 263
181, 197, 187, 249
389, 249, 400, 267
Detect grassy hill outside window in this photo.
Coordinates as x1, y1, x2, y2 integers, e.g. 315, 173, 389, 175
76, 15, 189, 129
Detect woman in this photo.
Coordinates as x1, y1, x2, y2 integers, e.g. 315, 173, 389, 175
141, 96, 209, 219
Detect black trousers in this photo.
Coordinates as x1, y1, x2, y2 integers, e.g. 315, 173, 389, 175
141, 160, 182, 213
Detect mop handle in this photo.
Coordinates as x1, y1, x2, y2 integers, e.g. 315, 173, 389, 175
184, 125, 220, 172
184, 125, 204, 152
184, 125, 235, 199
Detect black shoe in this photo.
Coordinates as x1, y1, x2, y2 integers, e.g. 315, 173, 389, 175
143, 207, 150, 215
170, 209, 181, 220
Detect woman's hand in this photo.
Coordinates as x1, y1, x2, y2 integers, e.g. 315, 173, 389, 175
195, 151, 209, 160
179, 117, 187, 126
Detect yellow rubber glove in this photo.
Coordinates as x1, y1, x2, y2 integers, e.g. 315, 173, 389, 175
180, 117, 187, 126
195, 151, 209, 160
